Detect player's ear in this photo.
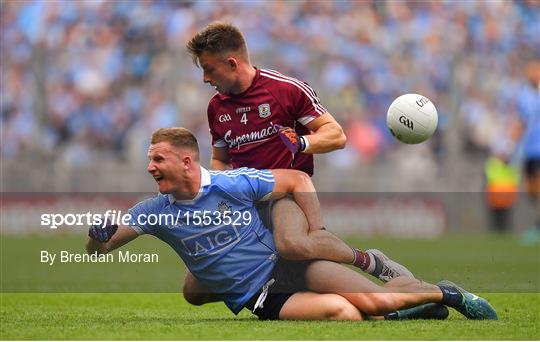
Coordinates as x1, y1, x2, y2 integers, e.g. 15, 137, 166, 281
182, 155, 191, 169
227, 57, 238, 70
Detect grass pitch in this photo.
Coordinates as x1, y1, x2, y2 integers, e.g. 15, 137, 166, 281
1, 293, 538, 340
1, 234, 539, 340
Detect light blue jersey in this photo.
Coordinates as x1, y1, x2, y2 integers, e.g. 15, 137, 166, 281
517, 84, 540, 159
128, 167, 277, 314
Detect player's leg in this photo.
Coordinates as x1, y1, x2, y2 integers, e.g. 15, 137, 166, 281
271, 196, 413, 282
244, 259, 362, 321
249, 259, 441, 321
521, 158, 540, 245
270, 196, 351, 260
255, 259, 444, 321
182, 270, 221, 305
384, 302, 449, 320
278, 292, 363, 321
382, 276, 449, 320
303, 260, 440, 316
304, 260, 497, 319
280, 291, 445, 321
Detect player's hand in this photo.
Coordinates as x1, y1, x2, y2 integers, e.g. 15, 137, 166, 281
88, 220, 118, 243
275, 125, 306, 153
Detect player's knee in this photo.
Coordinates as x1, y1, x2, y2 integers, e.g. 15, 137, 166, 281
182, 286, 202, 306
326, 297, 362, 321
182, 290, 198, 305
183, 291, 211, 306
274, 234, 313, 260
330, 305, 362, 321
361, 293, 397, 316
183, 293, 198, 305
182, 281, 205, 306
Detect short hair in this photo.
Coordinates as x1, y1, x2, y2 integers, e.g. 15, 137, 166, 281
150, 127, 200, 161
186, 21, 248, 66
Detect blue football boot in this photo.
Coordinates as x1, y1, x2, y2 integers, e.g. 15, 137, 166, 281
386, 303, 449, 320
437, 280, 498, 320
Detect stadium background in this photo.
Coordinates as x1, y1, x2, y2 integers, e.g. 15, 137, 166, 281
1, 1, 539, 339
2, 0, 538, 231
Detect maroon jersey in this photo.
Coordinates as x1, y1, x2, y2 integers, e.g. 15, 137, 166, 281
207, 68, 327, 175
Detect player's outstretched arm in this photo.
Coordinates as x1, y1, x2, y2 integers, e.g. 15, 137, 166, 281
86, 225, 139, 255
269, 169, 324, 232
210, 146, 232, 170
303, 112, 346, 153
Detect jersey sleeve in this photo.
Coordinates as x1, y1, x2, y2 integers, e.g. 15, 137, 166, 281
231, 168, 275, 203
289, 80, 327, 126
207, 99, 227, 148
127, 198, 158, 235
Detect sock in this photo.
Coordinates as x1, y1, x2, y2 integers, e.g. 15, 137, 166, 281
438, 285, 463, 307
351, 248, 377, 274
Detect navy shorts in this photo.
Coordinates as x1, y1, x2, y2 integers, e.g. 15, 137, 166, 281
244, 258, 311, 320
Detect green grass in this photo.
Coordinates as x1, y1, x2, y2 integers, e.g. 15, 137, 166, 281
1, 293, 538, 340
1, 234, 539, 339
2, 234, 538, 292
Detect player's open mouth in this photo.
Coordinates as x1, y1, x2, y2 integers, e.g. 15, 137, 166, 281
154, 176, 164, 182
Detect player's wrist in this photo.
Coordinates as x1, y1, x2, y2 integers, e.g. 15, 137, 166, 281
88, 222, 118, 243
88, 226, 104, 242
298, 136, 309, 153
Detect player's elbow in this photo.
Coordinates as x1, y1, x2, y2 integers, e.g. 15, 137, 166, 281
326, 123, 346, 150
335, 130, 347, 149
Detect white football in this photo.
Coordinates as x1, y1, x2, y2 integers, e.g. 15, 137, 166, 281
386, 93, 438, 144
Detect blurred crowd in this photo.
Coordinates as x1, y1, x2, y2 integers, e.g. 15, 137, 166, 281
2, 0, 539, 169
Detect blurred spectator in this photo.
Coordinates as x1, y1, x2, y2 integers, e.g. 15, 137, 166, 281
1, 0, 537, 178
483, 154, 520, 234
509, 60, 540, 244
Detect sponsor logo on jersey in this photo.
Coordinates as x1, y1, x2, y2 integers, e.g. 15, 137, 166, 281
399, 115, 414, 130
224, 121, 279, 148
219, 114, 232, 123
235, 106, 251, 114
181, 225, 241, 260
258, 103, 271, 118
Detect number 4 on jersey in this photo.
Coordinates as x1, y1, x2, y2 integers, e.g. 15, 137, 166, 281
240, 113, 248, 125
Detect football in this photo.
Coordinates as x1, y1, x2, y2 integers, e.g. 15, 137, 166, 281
386, 93, 438, 144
